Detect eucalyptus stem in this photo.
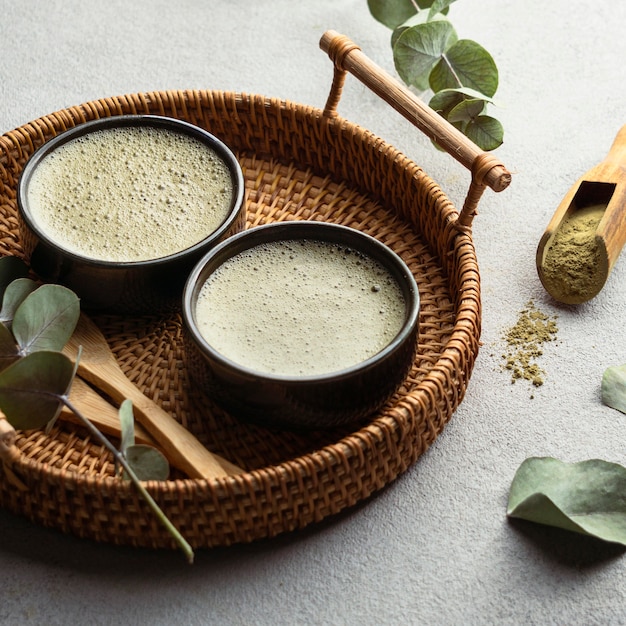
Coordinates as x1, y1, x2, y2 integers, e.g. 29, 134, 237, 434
62, 395, 195, 564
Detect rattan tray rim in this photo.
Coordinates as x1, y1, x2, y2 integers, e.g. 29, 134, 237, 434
0, 32, 511, 550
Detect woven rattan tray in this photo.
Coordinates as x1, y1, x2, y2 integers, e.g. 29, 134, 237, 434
0, 32, 510, 550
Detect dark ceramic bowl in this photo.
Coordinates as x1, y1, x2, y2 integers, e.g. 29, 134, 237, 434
182, 221, 420, 430
17, 115, 245, 312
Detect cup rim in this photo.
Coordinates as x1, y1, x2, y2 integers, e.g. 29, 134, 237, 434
17, 114, 245, 268
182, 221, 420, 384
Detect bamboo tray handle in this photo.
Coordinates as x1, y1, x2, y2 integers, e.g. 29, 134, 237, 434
319, 30, 511, 229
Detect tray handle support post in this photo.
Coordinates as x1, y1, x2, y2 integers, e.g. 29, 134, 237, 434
320, 30, 511, 229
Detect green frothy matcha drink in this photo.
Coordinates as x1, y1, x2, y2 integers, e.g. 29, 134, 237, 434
27, 125, 234, 262
195, 239, 407, 376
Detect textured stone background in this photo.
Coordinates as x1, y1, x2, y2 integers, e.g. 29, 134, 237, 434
2, 1, 626, 623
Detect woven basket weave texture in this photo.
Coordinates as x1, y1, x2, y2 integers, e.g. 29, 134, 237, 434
0, 89, 480, 549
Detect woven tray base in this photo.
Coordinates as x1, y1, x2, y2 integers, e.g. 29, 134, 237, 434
0, 90, 479, 549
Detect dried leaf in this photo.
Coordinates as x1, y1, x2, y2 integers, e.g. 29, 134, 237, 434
508, 457, 626, 545
601, 364, 626, 414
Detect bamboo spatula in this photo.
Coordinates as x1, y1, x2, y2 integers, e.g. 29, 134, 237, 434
63, 314, 244, 479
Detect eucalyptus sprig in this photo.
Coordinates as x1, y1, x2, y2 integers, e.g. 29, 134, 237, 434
367, 0, 503, 151
0, 257, 193, 563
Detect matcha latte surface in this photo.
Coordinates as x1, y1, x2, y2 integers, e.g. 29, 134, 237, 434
195, 238, 407, 377
26, 125, 234, 262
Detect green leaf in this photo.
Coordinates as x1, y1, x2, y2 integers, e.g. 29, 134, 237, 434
45, 346, 80, 434
391, 10, 449, 49
118, 398, 136, 455
429, 89, 502, 151
447, 98, 486, 123
118, 399, 169, 481
430, 39, 499, 96
430, 87, 494, 113
368, 0, 418, 29
464, 115, 504, 151
12, 284, 80, 355
507, 457, 626, 545
394, 20, 458, 91
125, 444, 170, 481
601, 364, 626, 414
0, 257, 29, 302
0, 278, 38, 325
0, 323, 18, 364
429, 89, 465, 117
0, 351, 75, 430
429, 0, 456, 19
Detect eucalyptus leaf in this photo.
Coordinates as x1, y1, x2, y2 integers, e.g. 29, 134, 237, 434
369, 0, 447, 28
464, 115, 504, 151
0, 350, 75, 430
430, 87, 494, 108
601, 364, 626, 414
124, 444, 170, 481
368, 0, 417, 29
508, 457, 626, 545
429, 89, 465, 117
430, 86, 494, 109
428, 0, 456, 19
367, 0, 504, 152
430, 39, 498, 96
0, 256, 29, 301
447, 98, 486, 123
0, 278, 39, 325
118, 398, 136, 454
391, 10, 449, 49
394, 20, 458, 91
0, 323, 18, 364
12, 284, 80, 355
45, 345, 81, 434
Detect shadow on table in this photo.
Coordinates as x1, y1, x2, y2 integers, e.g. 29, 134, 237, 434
0, 486, 377, 576
508, 517, 626, 569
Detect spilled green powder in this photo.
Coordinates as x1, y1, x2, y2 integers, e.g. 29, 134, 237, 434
501, 300, 558, 387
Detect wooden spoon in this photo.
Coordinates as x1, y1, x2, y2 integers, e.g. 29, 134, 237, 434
62, 377, 157, 446
62, 378, 244, 476
537, 125, 626, 304
63, 314, 244, 479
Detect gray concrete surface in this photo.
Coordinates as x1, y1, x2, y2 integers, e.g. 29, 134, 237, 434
2, 0, 626, 624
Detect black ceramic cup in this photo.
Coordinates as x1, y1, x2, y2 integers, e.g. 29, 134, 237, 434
182, 221, 420, 430
17, 115, 245, 313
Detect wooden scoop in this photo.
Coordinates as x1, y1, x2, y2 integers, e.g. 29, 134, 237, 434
63, 314, 244, 479
537, 125, 626, 304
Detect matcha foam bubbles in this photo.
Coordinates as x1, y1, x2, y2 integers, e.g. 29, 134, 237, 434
195, 239, 407, 377
27, 125, 234, 262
